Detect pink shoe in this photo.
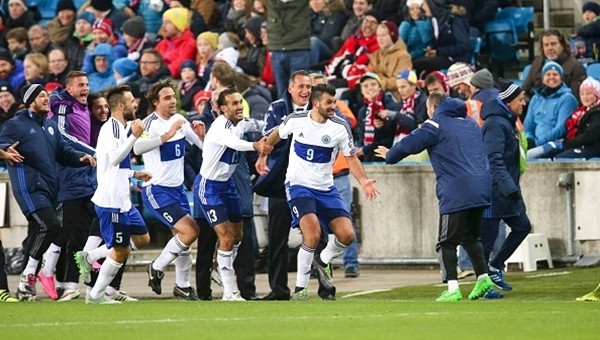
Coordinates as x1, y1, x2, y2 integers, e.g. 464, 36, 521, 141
37, 272, 59, 300
92, 261, 102, 270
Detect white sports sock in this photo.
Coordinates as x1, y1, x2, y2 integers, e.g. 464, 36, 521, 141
105, 286, 118, 296
41, 243, 61, 276
88, 244, 110, 263
89, 257, 122, 300
65, 282, 78, 290
23, 257, 39, 276
319, 237, 348, 264
83, 236, 103, 252
477, 273, 489, 281
232, 242, 241, 262
217, 250, 237, 295
153, 235, 188, 271
174, 250, 192, 288
448, 280, 459, 292
130, 239, 138, 251
296, 244, 315, 289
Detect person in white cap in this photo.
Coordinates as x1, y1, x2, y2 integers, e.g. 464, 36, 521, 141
0, 84, 95, 301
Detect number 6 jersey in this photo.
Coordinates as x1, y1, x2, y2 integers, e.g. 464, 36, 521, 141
279, 111, 356, 190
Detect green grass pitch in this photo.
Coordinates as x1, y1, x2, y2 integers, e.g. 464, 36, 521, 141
1, 267, 599, 339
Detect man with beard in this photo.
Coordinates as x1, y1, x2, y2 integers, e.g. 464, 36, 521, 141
256, 84, 379, 301
48, 71, 98, 301
81, 85, 151, 304
0, 47, 24, 94
0, 84, 95, 301
194, 88, 272, 301
134, 80, 205, 300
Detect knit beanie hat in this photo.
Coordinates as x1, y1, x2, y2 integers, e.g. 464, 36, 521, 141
198, 32, 219, 50
218, 33, 237, 50
113, 57, 138, 78
93, 18, 113, 37
194, 90, 212, 107
382, 20, 399, 43
0, 47, 14, 65
163, 7, 190, 33
121, 16, 146, 39
56, 0, 76, 15
8, 0, 27, 11
396, 68, 417, 84
363, 9, 381, 22
583, 1, 600, 16
215, 47, 239, 69
498, 78, 523, 103
580, 76, 600, 99
542, 60, 564, 80
180, 59, 198, 73
91, 0, 112, 11
77, 11, 96, 26
22, 84, 45, 108
406, 0, 423, 7
245, 16, 265, 40
469, 68, 494, 89
446, 62, 474, 87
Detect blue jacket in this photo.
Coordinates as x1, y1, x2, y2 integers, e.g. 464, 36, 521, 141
385, 97, 491, 214
481, 98, 526, 218
399, 18, 434, 60
0, 110, 86, 216
253, 92, 307, 197
524, 84, 579, 146
434, 13, 471, 64
88, 43, 116, 93
473, 87, 499, 103
1, 60, 25, 94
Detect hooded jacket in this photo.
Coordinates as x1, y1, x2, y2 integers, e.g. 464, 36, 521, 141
155, 29, 198, 79
0, 109, 86, 215
562, 105, 600, 157
524, 84, 579, 146
385, 97, 492, 214
480, 98, 526, 218
521, 51, 587, 100
88, 43, 116, 93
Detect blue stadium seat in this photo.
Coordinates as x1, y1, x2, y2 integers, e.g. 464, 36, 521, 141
513, 64, 531, 86
495, 6, 535, 63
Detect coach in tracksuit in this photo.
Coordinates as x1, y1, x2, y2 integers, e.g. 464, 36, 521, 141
376, 92, 494, 302
0, 84, 95, 301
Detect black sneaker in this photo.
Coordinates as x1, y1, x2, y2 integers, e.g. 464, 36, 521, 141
147, 262, 164, 295
344, 267, 359, 278
173, 285, 199, 301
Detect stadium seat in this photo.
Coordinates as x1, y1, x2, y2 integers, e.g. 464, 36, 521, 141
513, 64, 531, 86
495, 6, 535, 64
470, 36, 482, 66
484, 20, 519, 77
506, 233, 554, 272
586, 63, 600, 81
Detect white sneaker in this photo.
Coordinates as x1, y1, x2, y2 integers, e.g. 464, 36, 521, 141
57, 288, 80, 302
86, 293, 122, 305
107, 291, 138, 302
222, 291, 246, 301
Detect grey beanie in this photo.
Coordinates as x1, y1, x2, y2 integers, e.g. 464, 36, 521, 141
469, 68, 494, 89
218, 33, 237, 50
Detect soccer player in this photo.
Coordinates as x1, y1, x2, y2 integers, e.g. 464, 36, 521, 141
256, 84, 379, 300
133, 80, 205, 300
0, 84, 95, 301
195, 88, 272, 301
82, 85, 152, 304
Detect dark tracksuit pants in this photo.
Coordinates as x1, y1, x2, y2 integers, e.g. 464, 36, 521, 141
0, 240, 8, 291
479, 214, 532, 270
436, 207, 488, 283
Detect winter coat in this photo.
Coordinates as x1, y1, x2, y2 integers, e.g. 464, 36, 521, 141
367, 39, 412, 95
0, 60, 25, 95
399, 17, 434, 60
266, 0, 311, 51
155, 29, 198, 79
481, 98, 526, 218
238, 43, 267, 78
114, 0, 163, 34
434, 12, 471, 64
576, 19, 600, 62
0, 109, 86, 215
385, 97, 492, 214
524, 84, 579, 146
243, 85, 272, 121
325, 31, 379, 88
46, 17, 74, 47
65, 33, 93, 71
521, 51, 587, 100
357, 91, 397, 161
310, 0, 347, 48
562, 105, 600, 157
88, 43, 116, 93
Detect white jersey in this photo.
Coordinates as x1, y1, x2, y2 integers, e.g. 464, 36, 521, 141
199, 115, 256, 181
91, 117, 135, 212
138, 112, 201, 187
279, 111, 355, 190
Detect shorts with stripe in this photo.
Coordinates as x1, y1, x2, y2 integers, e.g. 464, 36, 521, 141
194, 175, 242, 227
95, 206, 148, 248
285, 183, 350, 231
141, 184, 190, 228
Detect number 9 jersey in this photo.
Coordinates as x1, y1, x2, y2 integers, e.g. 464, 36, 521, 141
279, 112, 356, 190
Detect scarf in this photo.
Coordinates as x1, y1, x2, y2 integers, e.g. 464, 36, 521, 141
565, 100, 600, 139
363, 92, 384, 145
396, 90, 420, 139
180, 79, 198, 96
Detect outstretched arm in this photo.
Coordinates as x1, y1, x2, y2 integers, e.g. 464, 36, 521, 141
345, 153, 380, 200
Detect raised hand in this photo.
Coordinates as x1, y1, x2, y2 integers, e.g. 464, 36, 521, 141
192, 120, 206, 141
374, 145, 389, 159
131, 119, 144, 138
167, 119, 185, 139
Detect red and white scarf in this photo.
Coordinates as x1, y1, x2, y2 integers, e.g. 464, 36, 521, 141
363, 93, 384, 145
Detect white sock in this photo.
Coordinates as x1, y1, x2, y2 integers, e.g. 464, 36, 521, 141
232, 242, 241, 262
89, 257, 122, 300
477, 273, 489, 281
65, 282, 78, 290
319, 237, 348, 264
83, 236, 103, 252
217, 250, 237, 295
489, 265, 500, 272
448, 280, 459, 292
296, 244, 315, 290
87, 244, 110, 263
23, 257, 39, 276
130, 239, 138, 251
106, 286, 118, 296
41, 243, 61, 276
174, 250, 192, 288
153, 235, 188, 271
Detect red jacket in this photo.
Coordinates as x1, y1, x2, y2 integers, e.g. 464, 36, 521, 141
325, 32, 379, 88
156, 29, 198, 79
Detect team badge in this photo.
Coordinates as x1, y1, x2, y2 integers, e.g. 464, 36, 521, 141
322, 135, 331, 144
48, 126, 54, 135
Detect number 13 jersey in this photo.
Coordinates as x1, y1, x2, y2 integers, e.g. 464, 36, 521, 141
279, 111, 356, 190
